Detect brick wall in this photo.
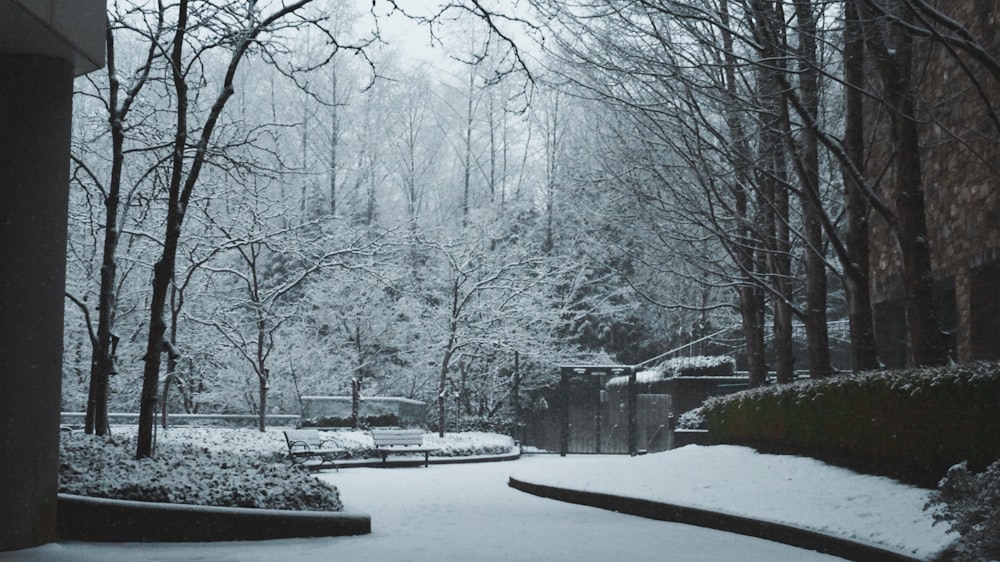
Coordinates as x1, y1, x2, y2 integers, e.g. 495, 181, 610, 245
866, 0, 1000, 363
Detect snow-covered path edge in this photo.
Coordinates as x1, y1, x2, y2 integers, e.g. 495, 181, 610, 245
508, 476, 921, 562
508, 446, 956, 561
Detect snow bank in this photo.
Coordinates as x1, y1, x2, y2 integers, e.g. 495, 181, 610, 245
511, 445, 955, 559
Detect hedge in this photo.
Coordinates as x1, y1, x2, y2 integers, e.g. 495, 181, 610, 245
701, 362, 1000, 487
301, 413, 402, 429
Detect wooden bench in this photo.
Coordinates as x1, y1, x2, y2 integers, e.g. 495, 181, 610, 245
283, 429, 347, 471
370, 428, 439, 467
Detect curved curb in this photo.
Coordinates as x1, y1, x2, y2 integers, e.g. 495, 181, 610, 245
334, 448, 522, 469
57, 494, 371, 542
428, 448, 522, 465
508, 477, 924, 562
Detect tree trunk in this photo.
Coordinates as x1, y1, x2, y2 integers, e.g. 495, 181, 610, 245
437, 351, 451, 438
894, 105, 946, 367
256, 298, 269, 432
351, 377, 361, 430
861, 2, 948, 367
802, 209, 832, 378
757, 55, 794, 383
258, 370, 268, 433
794, 0, 832, 378
137, 0, 190, 458
842, 0, 879, 372
740, 284, 768, 387
462, 66, 474, 228
511, 350, 521, 419
721, 0, 767, 387
86, 17, 126, 437
765, 159, 795, 384
161, 376, 172, 430
87, 217, 116, 436
329, 66, 339, 216
438, 280, 460, 437
137, 256, 174, 457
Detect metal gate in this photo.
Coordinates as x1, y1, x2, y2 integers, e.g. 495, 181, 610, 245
517, 366, 674, 455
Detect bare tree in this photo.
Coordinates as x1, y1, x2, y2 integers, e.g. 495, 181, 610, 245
192, 186, 385, 431
135, 0, 364, 457
839, 0, 879, 371
67, 7, 167, 435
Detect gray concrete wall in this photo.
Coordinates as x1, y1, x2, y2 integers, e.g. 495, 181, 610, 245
57, 494, 371, 542
0, 54, 74, 551
301, 396, 429, 427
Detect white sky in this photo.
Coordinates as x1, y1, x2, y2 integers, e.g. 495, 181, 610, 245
359, 0, 544, 78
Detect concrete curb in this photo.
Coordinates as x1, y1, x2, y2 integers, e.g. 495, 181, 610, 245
334, 448, 522, 469
55, 452, 520, 542
57, 494, 371, 542
508, 477, 924, 562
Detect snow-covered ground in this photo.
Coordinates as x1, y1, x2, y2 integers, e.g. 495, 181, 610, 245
511, 445, 956, 560
3, 432, 956, 561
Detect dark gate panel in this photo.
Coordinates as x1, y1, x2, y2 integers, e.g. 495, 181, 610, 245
636, 394, 672, 453
519, 376, 603, 454
563, 375, 602, 454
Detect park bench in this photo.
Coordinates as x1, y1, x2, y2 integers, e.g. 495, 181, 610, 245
370, 428, 439, 467
283, 429, 347, 471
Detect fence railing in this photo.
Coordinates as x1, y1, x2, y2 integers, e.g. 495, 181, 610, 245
60, 412, 301, 427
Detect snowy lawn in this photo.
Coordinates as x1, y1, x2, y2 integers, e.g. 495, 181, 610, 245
510, 445, 956, 560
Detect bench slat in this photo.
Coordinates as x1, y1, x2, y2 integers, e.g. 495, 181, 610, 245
370, 429, 438, 467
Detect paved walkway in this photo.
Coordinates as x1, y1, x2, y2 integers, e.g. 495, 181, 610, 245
1, 456, 844, 561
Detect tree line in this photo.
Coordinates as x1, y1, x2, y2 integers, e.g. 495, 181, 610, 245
62, 1, 996, 457
532, 0, 997, 383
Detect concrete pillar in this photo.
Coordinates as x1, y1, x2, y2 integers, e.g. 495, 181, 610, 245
0, 54, 75, 551
0, 2, 105, 551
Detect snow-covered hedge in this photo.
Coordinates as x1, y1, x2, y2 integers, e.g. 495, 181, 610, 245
60, 432, 342, 511
675, 407, 706, 430
606, 355, 736, 387
701, 361, 1000, 486
59, 427, 518, 509
927, 460, 1000, 562
316, 429, 516, 459
662, 355, 736, 377
424, 431, 517, 457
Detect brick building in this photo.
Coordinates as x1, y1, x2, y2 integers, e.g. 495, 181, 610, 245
867, 1, 1000, 366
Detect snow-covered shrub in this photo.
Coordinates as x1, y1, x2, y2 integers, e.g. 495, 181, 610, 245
60, 432, 342, 511
311, 428, 517, 459
926, 460, 1000, 561
302, 413, 401, 429
664, 355, 736, 377
425, 431, 517, 457
452, 414, 516, 436
676, 407, 706, 430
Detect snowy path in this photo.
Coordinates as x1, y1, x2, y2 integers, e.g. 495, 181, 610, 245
5, 455, 844, 561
